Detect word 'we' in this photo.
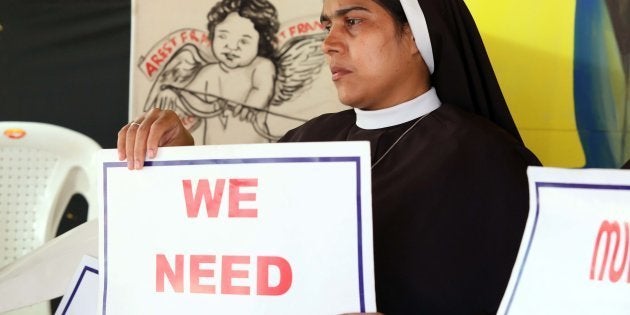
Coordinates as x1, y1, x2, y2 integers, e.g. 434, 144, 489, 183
183, 178, 258, 218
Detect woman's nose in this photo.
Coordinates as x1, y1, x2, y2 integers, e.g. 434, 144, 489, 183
321, 26, 343, 55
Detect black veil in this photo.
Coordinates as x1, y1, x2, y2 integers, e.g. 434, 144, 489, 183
402, 0, 523, 142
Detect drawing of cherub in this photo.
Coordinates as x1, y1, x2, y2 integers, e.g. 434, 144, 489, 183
144, 0, 326, 144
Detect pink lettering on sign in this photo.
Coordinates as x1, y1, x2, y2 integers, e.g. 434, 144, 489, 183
229, 178, 258, 218
257, 256, 293, 296
141, 28, 211, 78
589, 220, 630, 283
191, 255, 216, 294
155, 254, 184, 293
182, 178, 258, 218
155, 254, 293, 295
221, 255, 251, 295
277, 19, 325, 45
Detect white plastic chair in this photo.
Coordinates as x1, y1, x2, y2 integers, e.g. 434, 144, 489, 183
0, 122, 101, 314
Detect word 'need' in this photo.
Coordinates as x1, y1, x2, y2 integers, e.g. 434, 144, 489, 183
156, 254, 292, 296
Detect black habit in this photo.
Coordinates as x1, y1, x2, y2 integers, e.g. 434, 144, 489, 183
280, 104, 540, 314
281, 0, 542, 313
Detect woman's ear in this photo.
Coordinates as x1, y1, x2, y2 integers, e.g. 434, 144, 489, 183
402, 24, 430, 80
402, 24, 420, 55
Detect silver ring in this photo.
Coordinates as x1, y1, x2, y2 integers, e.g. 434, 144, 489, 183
129, 122, 141, 127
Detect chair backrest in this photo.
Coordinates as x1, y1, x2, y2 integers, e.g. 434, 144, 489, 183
0, 121, 101, 270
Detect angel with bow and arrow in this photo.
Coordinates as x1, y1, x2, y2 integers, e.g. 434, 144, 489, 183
142, 0, 327, 144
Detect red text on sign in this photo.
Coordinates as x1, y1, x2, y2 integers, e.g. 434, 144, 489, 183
143, 29, 210, 78
155, 254, 293, 295
277, 20, 324, 42
589, 220, 630, 283
182, 178, 258, 218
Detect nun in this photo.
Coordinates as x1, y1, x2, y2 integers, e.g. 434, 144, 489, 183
118, 0, 541, 313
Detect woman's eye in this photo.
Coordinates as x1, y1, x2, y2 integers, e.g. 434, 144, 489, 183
323, 23, 332, 33
239, 39, 250, 45
346, 18, 361, 27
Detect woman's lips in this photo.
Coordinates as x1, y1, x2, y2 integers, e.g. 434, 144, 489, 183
330, 66, 352, 81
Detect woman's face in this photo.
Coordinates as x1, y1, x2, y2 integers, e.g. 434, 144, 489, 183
212, 12, 260, 69
321, 0, 429, 110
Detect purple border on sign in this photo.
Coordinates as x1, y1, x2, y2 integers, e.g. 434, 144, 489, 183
504, 182, 630, 313
101, 157, 366, 314
62, 266, 99, 315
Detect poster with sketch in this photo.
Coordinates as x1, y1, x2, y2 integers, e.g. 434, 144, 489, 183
130, 0, 344, 145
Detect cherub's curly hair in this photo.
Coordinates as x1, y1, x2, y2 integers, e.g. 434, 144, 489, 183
207, 0, 279, 59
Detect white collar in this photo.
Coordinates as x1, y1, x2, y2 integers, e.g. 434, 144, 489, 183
354, 87, 441, 129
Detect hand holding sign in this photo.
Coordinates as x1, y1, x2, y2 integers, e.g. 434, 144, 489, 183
118, 108, 194, 170
99, 142, 376, 314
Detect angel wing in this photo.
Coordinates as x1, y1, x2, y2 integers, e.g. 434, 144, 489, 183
143, 43, 210, 112
270, 33, 327, 107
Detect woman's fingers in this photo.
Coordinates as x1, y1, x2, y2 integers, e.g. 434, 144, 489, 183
124, 118, 143, 170
118, 108, 195, 170
117, 123, 130, 161
146, 109, 191, 155
131, 110, 161, 169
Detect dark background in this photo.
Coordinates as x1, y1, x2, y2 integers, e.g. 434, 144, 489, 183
0, 2, 130, 309
0, 0, 131, 149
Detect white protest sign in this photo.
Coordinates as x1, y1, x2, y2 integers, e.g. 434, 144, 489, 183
55, 255, 99, 315
97, 142, 375, 314
499, 166, 630, 315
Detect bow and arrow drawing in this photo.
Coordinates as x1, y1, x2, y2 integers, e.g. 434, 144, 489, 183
142, 13, 327, 144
